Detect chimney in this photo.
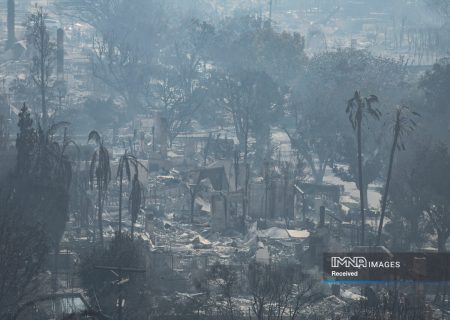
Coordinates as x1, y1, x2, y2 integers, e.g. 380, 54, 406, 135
57, 28, 64, 80
155, 112, 168, 159
331, 284, 340, 296
319, 206, 325, 227
159, 117, 168, 159
6, 0, 15, 49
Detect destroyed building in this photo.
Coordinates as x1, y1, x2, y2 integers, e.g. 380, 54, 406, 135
0, 1, 449, 319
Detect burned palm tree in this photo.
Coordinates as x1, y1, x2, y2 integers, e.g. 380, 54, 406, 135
117, 151, 147, 238
346, 91, 380, 246
129, 172, 145, 240
377, 105, 419, 245
88, 130, 111, 245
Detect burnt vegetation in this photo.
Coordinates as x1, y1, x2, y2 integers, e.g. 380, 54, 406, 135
0, 0, 450, 319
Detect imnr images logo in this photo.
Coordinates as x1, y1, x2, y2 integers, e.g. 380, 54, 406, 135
331, 257, 367, 269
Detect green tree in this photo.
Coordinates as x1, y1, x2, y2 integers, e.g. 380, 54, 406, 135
419, 57, 450, 141
84, 97, 121, 130
389, 144, 428, 250
88, 0, 165, 116
214, 70, 282, 222
15, 105, 73, 292
0, 114, 9, 151
212, 15, 306, 86
289, 48, 406, 185
332, 133, 383, 210
377, 105, 419, 245
420, 144, 450, 252
153, 19, 213, 146
346, 91, 381, 246
0, 181, 49, 318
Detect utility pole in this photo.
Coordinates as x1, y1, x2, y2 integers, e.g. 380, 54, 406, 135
269, 0, 273, 22
94, 265, 145, 320
151, 126, 155, 152
56, 28, 64, 80
7, 0, 16, 49
233, 149, 239, 191
264, 158, 270, 228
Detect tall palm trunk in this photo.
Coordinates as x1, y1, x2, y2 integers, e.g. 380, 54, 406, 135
118, 168, 123, 237
190, 193, 195, 224
437, 232, 447, 252
242, 110, 249, 231
97, 186, 104, 245
346, 92, 380, 246
357, 120, 365, 246
409, 219, 420, 250
363, 184, 369, 209
377, 127, 399, 245
52, 241, 59, 293
40, 24, 47, 130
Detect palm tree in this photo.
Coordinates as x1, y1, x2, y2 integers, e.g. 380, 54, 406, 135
117, 151, 147, 238
129, 172, 145, 240
346, 91, 381, 246
376, 106, 419, 245
88, 130, 111, 246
